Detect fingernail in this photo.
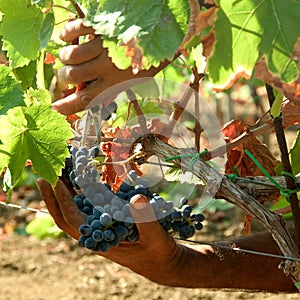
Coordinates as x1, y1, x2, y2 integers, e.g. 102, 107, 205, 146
130, 194, 148, 210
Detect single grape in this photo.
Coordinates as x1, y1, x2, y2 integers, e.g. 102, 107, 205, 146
114, 225, 129, 239
86, 215, 96, 225
88, 146, 100, 158
83, 187, 96, 199
103, 229, 115, 242
79, 224, 93, 236
110, 235, 120, 247
195, 222, 203, 230
111, 196, 123, 209
119, 182, 132, 193
113, 210, 125, 222
78, 235, 87, 247
93, 193, 105, 206
93, 206, 105, 218
76, 155, 89, 166
171, 211, 182, 221
97, 240, 110, 252
91, 219, 102, 230
92, 230, 104, 242
195, 213, 205, 223
128, 170, 138, 182
180, 197, 188, 207
84, 237, 97, 250
100, 213, 113, 226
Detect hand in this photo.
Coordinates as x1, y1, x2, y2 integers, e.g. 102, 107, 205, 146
36, 177, 297, 291
53, 19, 171, 116
36, 178, 185, 286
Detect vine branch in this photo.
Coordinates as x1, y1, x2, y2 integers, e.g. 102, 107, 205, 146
266, 84, 300, 244
136, 133, 300, 288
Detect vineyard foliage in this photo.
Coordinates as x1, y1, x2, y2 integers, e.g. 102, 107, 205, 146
0, 0, 299, 193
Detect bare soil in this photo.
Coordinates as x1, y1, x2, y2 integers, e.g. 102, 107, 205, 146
1, 208, 300, 300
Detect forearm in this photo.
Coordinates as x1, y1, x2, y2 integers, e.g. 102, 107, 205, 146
159, 232, 298, 292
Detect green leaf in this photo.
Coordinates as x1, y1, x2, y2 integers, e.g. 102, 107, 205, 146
290, 130, 300, 175
26, 214, 63, 239
0, 65, 25, 115
0, 104, 73, 186
270, 90, 283, 118
24, 88, 52, 106
13, 60, 37, 91
39, 12, 55, 50
0, 0, 44, 68
207, 0, 300, 89
32, 0, 52, 8
84, 0, 189, 69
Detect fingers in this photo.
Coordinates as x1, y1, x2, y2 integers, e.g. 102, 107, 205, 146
36, 178, 79, 238
52, 79, 104, 115
58, 54, 106, 84
60, 19, 95, 42
53, 180, 86, 238
59, 36, 103, 65
129, 195, 172, 244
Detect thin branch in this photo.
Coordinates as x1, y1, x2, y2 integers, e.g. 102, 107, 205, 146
161, 84, 194, 138
202, 121, 274, 161
69, 0, 85, 18
266, 84, 300, 244
136, 133, 300, 287
126, 89, 148, 134
190, 66, 205, 151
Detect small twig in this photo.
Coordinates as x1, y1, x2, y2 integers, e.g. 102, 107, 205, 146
190, 66, 205, 151
101, 152, 139, 166
266, 84, 300, 244
161, 84, 194, 138
69, 0, 85, 18
52, 5, 76, 15
202, 122, 274, 161
126, 89, 148, 134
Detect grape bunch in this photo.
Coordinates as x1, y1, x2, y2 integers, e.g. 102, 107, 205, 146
65, 145, 205, 252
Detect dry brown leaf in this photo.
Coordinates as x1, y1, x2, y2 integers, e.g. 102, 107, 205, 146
201, 29, 215, 58
180, 3, 216, 51
222, 119, 278, 177
282, 98, 300, 128
254, 58, 300, 102
122, 38, 144, 75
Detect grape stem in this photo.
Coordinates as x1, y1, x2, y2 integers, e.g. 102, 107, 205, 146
100, 152, 140, 166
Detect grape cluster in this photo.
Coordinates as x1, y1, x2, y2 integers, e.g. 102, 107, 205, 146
66, 146, 205, 252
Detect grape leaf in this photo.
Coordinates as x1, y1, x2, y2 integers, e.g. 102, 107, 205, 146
84, 0, 190, 71
39, 12, 55, 50
0, 104, 73, 186
207, 0, 300, 90
222, 119, 278, 178
0, 0, 43, 68
0, 66, 25, 115
13, 60, 38, 91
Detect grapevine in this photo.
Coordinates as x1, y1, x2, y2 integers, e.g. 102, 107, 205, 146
0, 0, 300, 290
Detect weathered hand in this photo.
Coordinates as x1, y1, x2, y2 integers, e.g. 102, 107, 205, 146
52, 19, 170, 116
36, 177, 297, 291
36, 178, 185, 286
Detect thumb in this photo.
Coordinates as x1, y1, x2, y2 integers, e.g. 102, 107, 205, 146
129, 194, 168, 242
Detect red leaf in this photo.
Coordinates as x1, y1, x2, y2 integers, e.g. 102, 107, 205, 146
222, 120, 278, 177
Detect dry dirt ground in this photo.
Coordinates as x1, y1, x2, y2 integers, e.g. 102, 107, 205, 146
1, 220, 300, 300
